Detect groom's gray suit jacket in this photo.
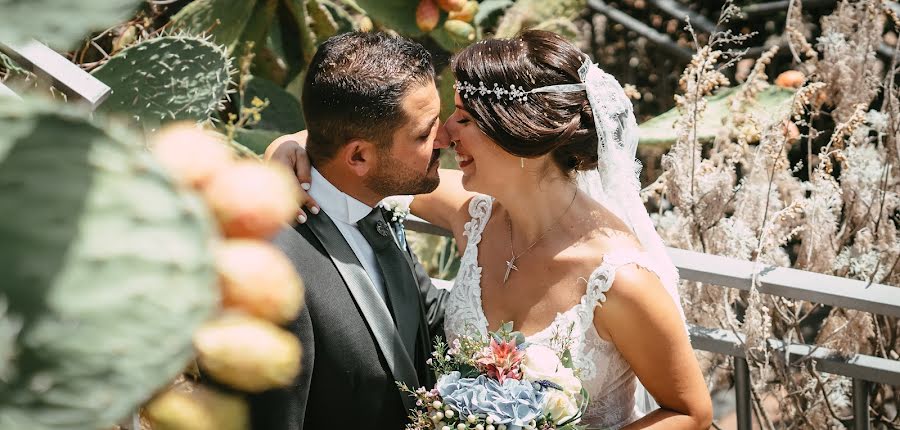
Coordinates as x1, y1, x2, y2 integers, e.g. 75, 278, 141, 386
248, 211, 447, 430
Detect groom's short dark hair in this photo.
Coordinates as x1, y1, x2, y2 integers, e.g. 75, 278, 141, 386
302, 32, 435, 163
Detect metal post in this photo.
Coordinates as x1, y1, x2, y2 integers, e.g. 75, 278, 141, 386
734, 357, 753, 430
852, 378, 870, 430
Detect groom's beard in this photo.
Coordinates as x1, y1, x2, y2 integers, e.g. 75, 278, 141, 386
366, 149, 441, 197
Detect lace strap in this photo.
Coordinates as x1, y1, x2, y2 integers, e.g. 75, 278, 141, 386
462, 194, 493, 248
584, 249, 661, 308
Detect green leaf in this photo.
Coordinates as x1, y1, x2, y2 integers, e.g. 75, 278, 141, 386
308, 0, 339, 43
283, 0, 319, 68
244, 76, 306, 133
495, 0, 586, 38
0, 0, 143, 51
354, 0, 423, 36
170, 0, 258, 51
474, 0, 514, 28
319, 0, 357, 33
638, 86, 796, 147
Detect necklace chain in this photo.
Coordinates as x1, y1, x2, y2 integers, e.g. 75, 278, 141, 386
503, 188, 579, 284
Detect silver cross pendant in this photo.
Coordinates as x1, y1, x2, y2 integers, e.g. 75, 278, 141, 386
503, 258, 518, 284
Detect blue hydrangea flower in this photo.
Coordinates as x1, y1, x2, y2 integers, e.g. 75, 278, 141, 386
436, 371, 545, 429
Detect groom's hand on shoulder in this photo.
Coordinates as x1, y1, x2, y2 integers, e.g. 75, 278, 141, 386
266, 131, 319, 223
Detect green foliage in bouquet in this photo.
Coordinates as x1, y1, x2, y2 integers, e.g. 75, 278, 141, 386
402, 322, 589, 430
91, 35, 235, 124
0, 0, 143, 50
0, 97, 219, 430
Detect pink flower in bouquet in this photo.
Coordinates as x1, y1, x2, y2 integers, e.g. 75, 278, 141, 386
475, 338, 525, 382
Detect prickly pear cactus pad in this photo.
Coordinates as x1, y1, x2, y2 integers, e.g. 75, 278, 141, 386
0, 98, 219, 430
0, 0, 143, 50
92, 35, 234, 124
170, 0, 258, 49
355, 0, 424, 36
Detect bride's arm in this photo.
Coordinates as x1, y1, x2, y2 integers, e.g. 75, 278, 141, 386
594, 266, 713, 430
409, 168, 476, 243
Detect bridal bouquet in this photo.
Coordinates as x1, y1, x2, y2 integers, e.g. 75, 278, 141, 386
400, 323, 588, 430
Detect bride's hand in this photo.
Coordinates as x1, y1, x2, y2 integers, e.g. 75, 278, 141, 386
265, 131, 320, 223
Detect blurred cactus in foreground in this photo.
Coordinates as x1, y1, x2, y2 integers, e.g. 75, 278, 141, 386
0, 99, 219, 430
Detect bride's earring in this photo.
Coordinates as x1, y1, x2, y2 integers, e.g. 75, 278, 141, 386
520, 157, 525, 168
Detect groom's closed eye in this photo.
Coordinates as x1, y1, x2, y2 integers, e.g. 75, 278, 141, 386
416, 116, 439, 140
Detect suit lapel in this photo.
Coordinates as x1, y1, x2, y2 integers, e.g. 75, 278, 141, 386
304, 212, 419, 410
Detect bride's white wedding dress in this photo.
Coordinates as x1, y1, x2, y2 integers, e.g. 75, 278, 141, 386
444, 195, 668, 430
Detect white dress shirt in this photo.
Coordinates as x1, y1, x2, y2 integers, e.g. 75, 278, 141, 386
308, 168, 388, 302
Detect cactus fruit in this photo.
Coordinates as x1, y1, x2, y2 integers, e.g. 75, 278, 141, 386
416, 0, 441, 32
437, 0, 467, 12
169, 0, 258, 50
0, 0, 143, 50
775, 70, 806, 89
150, 123, 235, 188
216, 240, 304, 325
448, 1, 479, 22
92, 35, 234, 124
0, 97, 219, 430
194, 313, 302, 392
145, 380, 248, 430
203, 161, 300, 238
444, 19, 476, 42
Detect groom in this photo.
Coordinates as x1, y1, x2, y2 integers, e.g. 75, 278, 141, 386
249, 32, 450, 429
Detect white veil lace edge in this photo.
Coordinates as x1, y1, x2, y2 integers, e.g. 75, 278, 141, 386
541, 57, 687, 415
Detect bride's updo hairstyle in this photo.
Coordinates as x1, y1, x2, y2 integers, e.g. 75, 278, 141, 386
452, 30, 598, 174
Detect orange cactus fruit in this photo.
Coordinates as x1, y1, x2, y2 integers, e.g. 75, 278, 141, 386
216, 239, 304, 325
437, 0, 466, 12
416, 0, 440, 32
150, 123, 234, 189
203, 161, 299, 239
775, 70, 805, 88
194, 313, 302, 393
448, 1, 478, 22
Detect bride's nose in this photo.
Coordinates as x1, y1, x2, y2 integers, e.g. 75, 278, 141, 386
433, 121, 451, 150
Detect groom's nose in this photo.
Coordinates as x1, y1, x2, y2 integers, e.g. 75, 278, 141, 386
432, 121, 451, 149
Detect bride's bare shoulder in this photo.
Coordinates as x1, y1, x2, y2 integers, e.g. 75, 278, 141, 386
575, 199, 643, 256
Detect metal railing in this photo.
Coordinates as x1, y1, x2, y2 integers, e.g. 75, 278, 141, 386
405, 217, 900, 430
0, 39, 110, 108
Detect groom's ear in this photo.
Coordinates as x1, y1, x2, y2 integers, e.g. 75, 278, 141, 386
341, 138, 377, 177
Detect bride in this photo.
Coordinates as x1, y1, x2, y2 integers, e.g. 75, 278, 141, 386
271, 30, 711, 430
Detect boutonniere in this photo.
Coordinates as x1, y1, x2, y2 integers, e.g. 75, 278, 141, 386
379, 195, 413, 224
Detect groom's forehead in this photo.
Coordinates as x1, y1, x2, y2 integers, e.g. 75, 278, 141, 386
399, 81, 440, 118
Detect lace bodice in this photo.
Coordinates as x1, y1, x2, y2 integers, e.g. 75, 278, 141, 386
444, 195, 665, 430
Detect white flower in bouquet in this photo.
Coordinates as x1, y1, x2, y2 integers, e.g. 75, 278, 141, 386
520, 344, 582, 423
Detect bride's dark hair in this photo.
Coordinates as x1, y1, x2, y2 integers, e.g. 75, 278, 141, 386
452, 30, 598, 174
